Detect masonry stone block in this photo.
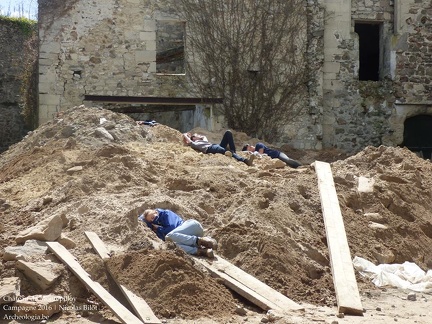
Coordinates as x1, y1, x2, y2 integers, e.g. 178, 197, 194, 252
140, 31, 156, 41
39, 94, 61, 106
146, 41, 157, 51
40, 42, 61, 53
16, 260, 63, 291
39, 57, 55, 66
323, 72, 337, 80
38, 82, 54, 94
136, 50, 156, 63
323, 79, 343, 91
3, 240, 48, 261
16, 215, 64, 244
323, 62, 341, 73
144, 19, 156, 31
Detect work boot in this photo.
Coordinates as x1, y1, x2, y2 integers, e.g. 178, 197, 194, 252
244, 154, 256, 166
197, 236, 218, 250
196, 247, 214, 258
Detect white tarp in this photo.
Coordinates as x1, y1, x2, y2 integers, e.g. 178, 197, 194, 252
353, 256, 432, 293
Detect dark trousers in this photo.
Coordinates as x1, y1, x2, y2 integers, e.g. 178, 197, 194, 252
206, 131, 245, 162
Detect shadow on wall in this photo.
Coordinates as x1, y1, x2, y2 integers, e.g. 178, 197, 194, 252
130, 105, 213, 133
0, 105, 28, 154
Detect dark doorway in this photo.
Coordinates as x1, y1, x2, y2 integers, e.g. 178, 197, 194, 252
402, 115, 432, 159
355, 22, 381, 81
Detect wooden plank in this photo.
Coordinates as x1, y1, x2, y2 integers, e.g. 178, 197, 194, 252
314, 161, 364, 315
193, 257, 282, 312
205, 255, 303, 311
194, 255, 303, 313
84, 232, 161, 324
46, 242, 143, 324
116, 289, 161, 324
84, 231, 111, 260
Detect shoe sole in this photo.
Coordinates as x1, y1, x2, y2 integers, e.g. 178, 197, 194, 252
246, 154, 256, 166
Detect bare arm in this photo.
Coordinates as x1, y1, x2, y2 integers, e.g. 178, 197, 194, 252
194, 134, 208, 141
183, 132, 192, 145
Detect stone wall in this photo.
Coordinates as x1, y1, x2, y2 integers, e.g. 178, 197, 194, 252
321, 0, 396, 153
322, 0, 432, 153
35, 0, 432, 154
37, 0, 325, 150
38, 0, 192, 125
393, 0, 432, 104
0, 18, 29, 153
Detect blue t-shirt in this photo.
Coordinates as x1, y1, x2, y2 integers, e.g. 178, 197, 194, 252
139, 208, 184, 241
255, 142, 280, 159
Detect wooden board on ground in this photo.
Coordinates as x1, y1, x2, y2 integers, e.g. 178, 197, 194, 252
194, 254, 303, 313
46, 242, 143, 324
84, 231, 111, 259
84, 231, 161, 324
314, 161, 364, 315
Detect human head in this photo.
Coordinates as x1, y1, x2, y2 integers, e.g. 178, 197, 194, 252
143, 209, 158, 222
190, 133, 200, 141
242, 144, 255, 152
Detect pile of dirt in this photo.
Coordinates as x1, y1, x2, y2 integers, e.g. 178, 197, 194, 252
106, 249, 237, 319
1, 105, 432, 323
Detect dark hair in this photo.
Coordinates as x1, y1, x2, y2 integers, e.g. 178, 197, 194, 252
242, 144, 249, 151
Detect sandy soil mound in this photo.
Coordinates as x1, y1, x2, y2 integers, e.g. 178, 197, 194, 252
106, 249, 237, 319
1, 105, 432, 323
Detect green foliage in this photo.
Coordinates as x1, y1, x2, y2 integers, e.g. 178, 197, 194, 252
0, 15, 37, 36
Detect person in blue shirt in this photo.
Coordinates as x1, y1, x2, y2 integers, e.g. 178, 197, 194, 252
138, 208, 217, 258
242, 143, 302, 169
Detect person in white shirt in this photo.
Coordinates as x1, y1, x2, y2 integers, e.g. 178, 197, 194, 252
183, 130, 255, 166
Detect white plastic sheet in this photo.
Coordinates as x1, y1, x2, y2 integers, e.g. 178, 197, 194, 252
353, 256, 432, 293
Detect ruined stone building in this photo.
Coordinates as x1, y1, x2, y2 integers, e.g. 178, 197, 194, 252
33, 0, 432, 156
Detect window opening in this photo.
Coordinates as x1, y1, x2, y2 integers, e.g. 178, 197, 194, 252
402, 115, 432, 159
355, 22, 381, 81
156, 21, 185, 74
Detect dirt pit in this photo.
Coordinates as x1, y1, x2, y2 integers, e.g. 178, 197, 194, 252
1, 105, 432, 323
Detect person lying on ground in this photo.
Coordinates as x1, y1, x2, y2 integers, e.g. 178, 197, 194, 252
242, 143, 302, 169
182, 130, 255, 166
136, 120, 158, 126
138, 208, 217, 258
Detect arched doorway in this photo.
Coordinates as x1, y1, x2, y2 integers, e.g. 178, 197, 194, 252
402, 115, 432, 159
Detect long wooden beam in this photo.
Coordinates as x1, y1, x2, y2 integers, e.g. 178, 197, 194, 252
46, 242, 143, 324
84, 231, 161, 324
314, 161, 363, 315
84, 95, 223, 105
194, 255, 303, 312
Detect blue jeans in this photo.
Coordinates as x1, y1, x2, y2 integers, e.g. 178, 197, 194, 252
165, 219, 203, 255
206, 130, 246, 162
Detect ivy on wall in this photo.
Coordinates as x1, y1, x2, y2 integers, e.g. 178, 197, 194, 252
0, 15, 36, 35
0, 15, 38, 129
